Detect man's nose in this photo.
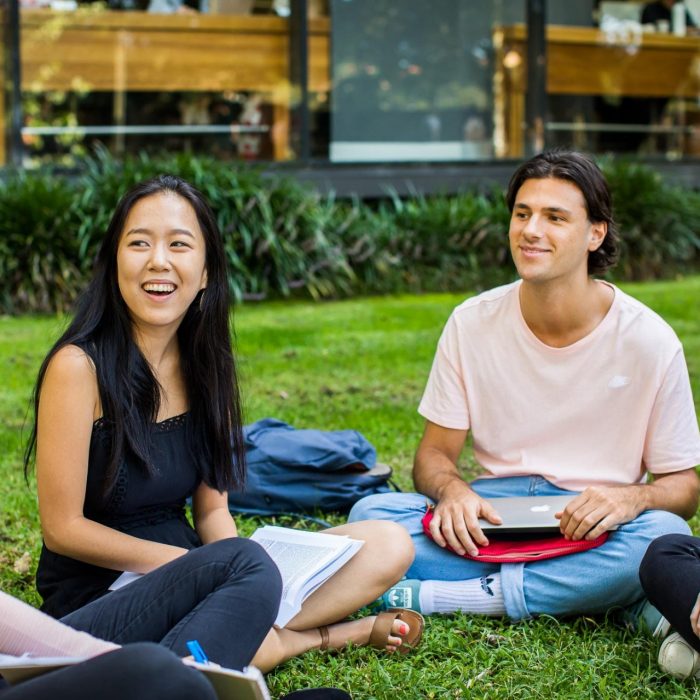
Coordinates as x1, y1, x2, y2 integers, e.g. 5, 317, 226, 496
522, 214, 543, 239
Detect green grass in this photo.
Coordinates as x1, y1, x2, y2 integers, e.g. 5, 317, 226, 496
1, 277, 699, 699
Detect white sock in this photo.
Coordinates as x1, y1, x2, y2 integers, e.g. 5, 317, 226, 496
418, 574, 506, 616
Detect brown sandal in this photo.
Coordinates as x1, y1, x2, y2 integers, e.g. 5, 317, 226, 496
318, 625, 330, 651
368, 608, 424, 654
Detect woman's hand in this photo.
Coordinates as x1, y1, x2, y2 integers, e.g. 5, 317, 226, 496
690, 591, 700, 639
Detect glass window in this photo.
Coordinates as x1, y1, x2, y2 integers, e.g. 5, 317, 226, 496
16, 0, 296, 166
10, 0, 699, 167
323, 0, 524, 163
534, 0, 700, 158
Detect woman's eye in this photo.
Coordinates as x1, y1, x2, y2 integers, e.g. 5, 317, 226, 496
128, 240, 149, 247
171, 241, 191, 248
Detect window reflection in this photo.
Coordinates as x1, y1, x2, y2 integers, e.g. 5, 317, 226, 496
6, 0, 700, 166
327, 0, 517, 162
16, 0, 295, 165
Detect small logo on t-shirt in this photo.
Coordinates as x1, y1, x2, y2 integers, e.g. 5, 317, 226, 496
608, 375, 631, 389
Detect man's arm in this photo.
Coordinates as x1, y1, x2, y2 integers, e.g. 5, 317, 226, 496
413, 420, 502, 557
558, 467, 699, 541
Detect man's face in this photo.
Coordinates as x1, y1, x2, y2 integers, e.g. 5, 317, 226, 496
508, 177, 607, 286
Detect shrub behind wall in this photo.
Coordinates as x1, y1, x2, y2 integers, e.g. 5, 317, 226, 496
0, 154, 698, 314
603, 159, 700, 280
0, 173, 83, 313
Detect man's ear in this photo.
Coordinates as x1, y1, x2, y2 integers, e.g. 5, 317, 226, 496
588, 221, 607, 252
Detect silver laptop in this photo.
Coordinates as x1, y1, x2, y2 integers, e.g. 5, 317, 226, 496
477, 495, 574, 535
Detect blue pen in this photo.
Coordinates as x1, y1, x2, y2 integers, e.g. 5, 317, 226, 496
186, 640, 209, 664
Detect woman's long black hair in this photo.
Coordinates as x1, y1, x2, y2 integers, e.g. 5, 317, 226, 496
24, 175, 244, 498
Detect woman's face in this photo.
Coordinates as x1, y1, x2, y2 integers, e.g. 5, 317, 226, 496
116, 191, 208, 336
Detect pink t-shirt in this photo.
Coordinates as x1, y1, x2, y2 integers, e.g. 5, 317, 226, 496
418, 281, 700, 491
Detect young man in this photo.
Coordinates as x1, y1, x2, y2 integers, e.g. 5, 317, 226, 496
349, 150, 700, 622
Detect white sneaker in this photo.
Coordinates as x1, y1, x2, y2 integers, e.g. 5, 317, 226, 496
658, 632, 700, 680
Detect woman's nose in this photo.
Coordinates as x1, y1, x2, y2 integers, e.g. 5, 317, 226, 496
148, 242, 171, 270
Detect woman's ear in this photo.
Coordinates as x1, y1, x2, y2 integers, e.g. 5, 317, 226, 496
588, 221, 607, 252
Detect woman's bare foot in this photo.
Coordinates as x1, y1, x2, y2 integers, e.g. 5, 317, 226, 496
317, 615, 411, 653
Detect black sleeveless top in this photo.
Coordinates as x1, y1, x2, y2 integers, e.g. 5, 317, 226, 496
36, 413, 203, 619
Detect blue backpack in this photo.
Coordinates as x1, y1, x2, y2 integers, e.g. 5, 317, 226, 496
228, 418, 397, 521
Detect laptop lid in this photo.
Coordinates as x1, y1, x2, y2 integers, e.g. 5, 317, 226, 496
477, 495, 574, 535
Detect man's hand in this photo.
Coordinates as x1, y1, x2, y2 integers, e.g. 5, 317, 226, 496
556, 485, 644, 541
414, 421, 502, 556
690, 592, 700, 639
429, 480, 502, 557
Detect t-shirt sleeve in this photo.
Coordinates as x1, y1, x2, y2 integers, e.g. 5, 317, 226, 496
417, 313, 471, 430
644, 348, 700, 474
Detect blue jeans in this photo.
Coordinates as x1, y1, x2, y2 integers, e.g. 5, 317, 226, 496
62, 538, 282, 669
348, 476, 691, 621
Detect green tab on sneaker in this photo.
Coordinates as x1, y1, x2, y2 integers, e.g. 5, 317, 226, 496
378, 579, 422, 613
620, 597, 670, 638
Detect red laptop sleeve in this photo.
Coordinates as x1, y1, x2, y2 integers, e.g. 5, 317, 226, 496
421, 507, 609, 563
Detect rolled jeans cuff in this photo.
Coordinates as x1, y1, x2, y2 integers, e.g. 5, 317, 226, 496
501, 563, 530, 621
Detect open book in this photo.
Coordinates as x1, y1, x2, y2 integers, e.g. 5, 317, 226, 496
0, 654, 271, 700
108, 528, 364, 627
250, 526, 363, 627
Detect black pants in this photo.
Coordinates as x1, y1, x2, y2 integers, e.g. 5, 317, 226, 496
0, 643, 216, 700
639, 533, 700, 652
62, 538, 282, 670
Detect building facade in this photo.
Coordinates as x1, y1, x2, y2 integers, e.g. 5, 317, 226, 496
3, 0, 700, 193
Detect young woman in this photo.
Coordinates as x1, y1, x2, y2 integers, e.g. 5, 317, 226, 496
24, 175, 420, 672
640, 534, 700, 680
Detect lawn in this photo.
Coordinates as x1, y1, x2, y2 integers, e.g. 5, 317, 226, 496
1, 276, 699, 699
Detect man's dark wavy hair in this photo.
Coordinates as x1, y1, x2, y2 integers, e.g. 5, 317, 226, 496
505, 150, 620, 275
24, 174, 245, 499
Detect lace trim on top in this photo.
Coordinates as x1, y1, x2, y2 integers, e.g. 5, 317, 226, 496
91, 412, 189, 513
109, 466, 129, 512
93, 412, 188, 432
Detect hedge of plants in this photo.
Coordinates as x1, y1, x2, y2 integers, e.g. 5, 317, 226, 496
0, 151, 698, 314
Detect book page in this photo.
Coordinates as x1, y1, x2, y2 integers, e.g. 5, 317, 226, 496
0, 592, 118, 659
250, 527, 363, 627
108, 571, 143, 591
183, 661, 271, 700
0, 654, 87, 684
